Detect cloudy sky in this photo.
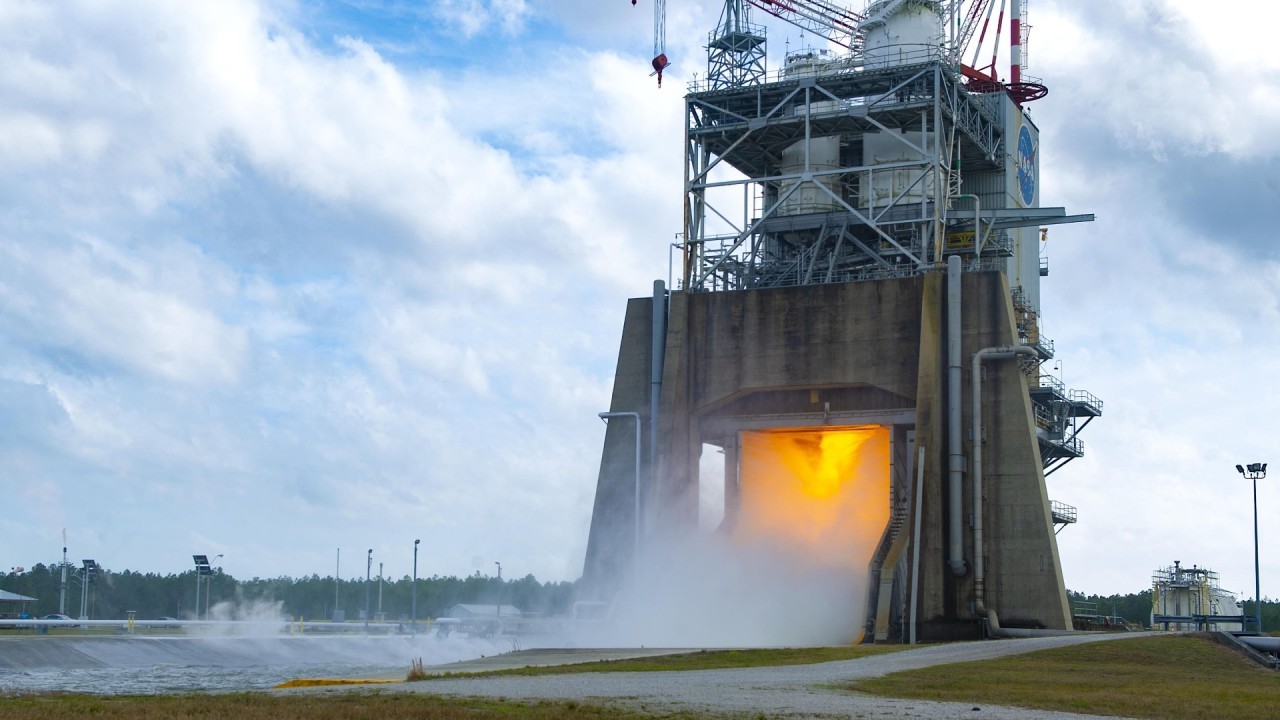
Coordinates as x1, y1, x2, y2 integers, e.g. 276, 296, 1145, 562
0, 0, 1276, 600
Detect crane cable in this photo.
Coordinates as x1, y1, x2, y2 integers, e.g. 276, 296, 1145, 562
652, 0, 669, 86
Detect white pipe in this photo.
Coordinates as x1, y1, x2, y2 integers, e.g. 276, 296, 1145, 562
650, 280, 667, 510
955, 194, 982, 257
946, 256, 966, 577
909, 445, 926, 644
971, 344, 1038, 635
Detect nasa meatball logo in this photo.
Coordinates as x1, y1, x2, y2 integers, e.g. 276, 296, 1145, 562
1017, 125, 1036, 205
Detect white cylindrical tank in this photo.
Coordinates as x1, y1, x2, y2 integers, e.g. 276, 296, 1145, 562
861, 129, 934, 208
782, 48, 840, 79
862, 0, 944, 69
776, 49, 844, 216
777, 135, 842, 216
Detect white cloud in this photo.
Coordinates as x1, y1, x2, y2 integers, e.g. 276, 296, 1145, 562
0, 0, 680, 585
1, 0, 1274, 606
1036, 0, 1280, 157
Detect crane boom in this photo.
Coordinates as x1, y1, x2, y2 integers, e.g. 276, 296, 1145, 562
745, 0, 862, 50
950, 0, 992, 65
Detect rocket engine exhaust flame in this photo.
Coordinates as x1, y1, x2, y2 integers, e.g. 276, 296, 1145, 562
587, 425, 890, 648
735, 426, 889, 571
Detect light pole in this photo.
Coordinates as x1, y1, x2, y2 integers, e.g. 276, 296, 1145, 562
206, 554, 223, 620
412, 539, 420, 634
1237, 462, 1267, 633
192, 555, 210, 621
377, 561, 384, 621
334, 548, 340, 621
364, 549, 373, 632
79, 559, 97, 621
599, 411, 642, 586
494, 561, 502, 618
59, 531, 68, 616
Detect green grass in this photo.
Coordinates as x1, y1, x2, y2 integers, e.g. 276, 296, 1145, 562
0, 693, 707, 719
424, 645, 907, 678
850, 633, 1280, 719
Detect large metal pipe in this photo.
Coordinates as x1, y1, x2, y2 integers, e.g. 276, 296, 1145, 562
956, 194, 982, 257
1240, 636, 1280, 654
946, 255, 967, 577
649, 280, 667, 502
971, 344, 1038, 634
909, 445, 926, 644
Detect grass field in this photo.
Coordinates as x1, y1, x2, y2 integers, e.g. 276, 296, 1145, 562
422, 645, 907, 678
0, 694, 697, 719
850, 633, 1280, 719
3, 634, 1276, 719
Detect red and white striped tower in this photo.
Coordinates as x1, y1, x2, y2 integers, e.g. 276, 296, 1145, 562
1010, 0, 1022, 83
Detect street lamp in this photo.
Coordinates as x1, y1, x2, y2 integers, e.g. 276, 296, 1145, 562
192, 555, 211, 621
79, 560, 97, 621
206, 554, 223, 620
412, 539, 420, 634
1237, 462, 1268, 633
599, 411, 642, 586
364, 549, 373, 633
494, 561, 502, 618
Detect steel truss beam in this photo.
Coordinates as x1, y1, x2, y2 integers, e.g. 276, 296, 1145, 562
683, 60, 1008, 291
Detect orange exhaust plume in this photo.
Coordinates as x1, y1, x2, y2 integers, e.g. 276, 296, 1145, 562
734, 426, 890, 574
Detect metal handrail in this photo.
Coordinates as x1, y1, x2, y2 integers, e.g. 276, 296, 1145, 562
1069, 388, 1103, 413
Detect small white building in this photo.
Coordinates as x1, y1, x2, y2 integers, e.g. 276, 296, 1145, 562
1151, 561, 1242, 631
444, 603, 523, 619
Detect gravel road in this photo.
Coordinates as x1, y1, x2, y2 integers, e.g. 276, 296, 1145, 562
302, 632, 1151, 719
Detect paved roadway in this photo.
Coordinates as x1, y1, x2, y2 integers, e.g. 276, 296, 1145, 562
300, 632, 1152, 719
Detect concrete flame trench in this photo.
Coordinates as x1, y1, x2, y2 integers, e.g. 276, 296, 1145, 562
583, 272, 1071, 643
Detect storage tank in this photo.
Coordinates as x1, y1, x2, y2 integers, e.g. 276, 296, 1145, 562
782, 48, 840, 78
776, 50, 844, 216
861, 129, 934, 208
861, 0, 944, 69
777, 136, 843, 216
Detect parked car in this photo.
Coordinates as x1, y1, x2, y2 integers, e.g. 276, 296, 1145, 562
38, 613, 77, 627
153, 616, 180, 628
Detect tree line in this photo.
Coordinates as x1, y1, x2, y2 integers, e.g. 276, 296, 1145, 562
1068, 589, 1280, 629
2, 562, 576, 622
7, 563, 1279, 629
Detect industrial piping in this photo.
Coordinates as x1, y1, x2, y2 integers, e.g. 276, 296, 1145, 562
971, 344, 1038, 635
649, 279, 667, 504
946, 256, 967, 577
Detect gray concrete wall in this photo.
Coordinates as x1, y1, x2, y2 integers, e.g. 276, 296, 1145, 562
584, 270, 1071, 634
580, 298, 653, 600
966, 272, 1071, 630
